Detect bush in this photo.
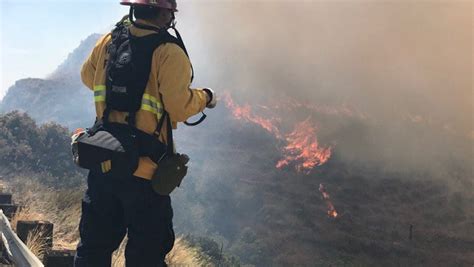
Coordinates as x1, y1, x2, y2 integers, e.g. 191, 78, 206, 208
0, 111, 83, 185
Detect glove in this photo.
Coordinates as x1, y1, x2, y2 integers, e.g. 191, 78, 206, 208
203, 88, 217, 109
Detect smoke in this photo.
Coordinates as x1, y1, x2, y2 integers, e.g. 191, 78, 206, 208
176, 1, 472, 183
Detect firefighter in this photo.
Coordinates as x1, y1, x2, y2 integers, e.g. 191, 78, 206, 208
74, 0, 216, 266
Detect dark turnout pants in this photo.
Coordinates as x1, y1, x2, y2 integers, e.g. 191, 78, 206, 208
74, 171, 175, 267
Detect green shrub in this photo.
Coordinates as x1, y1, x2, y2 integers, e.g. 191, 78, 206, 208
0, 111, 83, 186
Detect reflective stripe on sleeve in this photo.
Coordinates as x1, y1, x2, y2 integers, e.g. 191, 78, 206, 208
93, 85, 106, 102
141, 93, 164, 118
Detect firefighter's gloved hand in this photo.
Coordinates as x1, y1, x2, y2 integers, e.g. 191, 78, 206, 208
203, 88, 217, 109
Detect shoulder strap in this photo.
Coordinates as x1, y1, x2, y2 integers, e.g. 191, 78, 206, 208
165, 113, 174, 155
170, 26, 194, 83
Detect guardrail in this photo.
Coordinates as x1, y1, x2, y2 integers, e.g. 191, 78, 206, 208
0, 209, 44, 267
0, 189, 75, 267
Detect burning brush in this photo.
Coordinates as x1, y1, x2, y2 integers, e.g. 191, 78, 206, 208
319, 183, 338, 218
223, 92, 332, 173
275, 119, 332, 173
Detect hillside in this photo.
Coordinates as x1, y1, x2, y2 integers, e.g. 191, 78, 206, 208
0, 34, 101, 129
1, 106, 472, 266
170, 103, 474, 266
0, 8, 472, 265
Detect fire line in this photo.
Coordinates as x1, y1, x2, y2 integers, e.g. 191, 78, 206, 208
223, 92, 332, 173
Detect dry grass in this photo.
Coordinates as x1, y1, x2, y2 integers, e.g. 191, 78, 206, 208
112, 237, 209, 267
111, 237, 127, 267
6, 174, 208, 266
9, 177, 82, 249
25, 228, 49, 261
166, 237, 211, 267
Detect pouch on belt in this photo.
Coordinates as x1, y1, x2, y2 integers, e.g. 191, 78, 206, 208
152, 153, 189, 195
73, 121, 139, 175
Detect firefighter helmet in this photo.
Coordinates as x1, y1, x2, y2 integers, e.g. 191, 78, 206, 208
120, 0, 177, 12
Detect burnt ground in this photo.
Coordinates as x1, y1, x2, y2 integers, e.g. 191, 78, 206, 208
173, 109, 474, 266
249, 159, 474, 266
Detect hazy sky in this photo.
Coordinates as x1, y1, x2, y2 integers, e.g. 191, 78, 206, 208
0, 0, 129, 99
1, 0, 471, 137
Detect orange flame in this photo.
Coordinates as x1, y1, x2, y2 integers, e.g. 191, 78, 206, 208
319, 183, 338, 218
223, 92, 332, 173
276, 119, 332, 172
223, 93, 282, 138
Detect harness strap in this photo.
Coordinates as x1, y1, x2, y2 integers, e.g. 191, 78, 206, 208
135, 110, 173, 163
170, 26, 194, 83
153, 109, 168, 138
102, 107, 112, 126
153, 96, 174, 155
165, 112, 174, 155
127, 111, 137, 127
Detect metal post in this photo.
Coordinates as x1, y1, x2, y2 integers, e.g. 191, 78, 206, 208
0, 210, 44, 267
17, 221, 54, 249
0, 205, 18, 219
0, 194, 12, 205
44, 250, 75, 267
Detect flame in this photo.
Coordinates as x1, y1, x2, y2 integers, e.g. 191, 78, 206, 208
319, 183, 338, 218
223, 92, 332, 173
223, 93, 282, 138
276, 119, 332, 173
328, 209, 338, 218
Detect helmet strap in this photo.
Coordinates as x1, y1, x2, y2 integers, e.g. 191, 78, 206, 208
166, 12, 176, 29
